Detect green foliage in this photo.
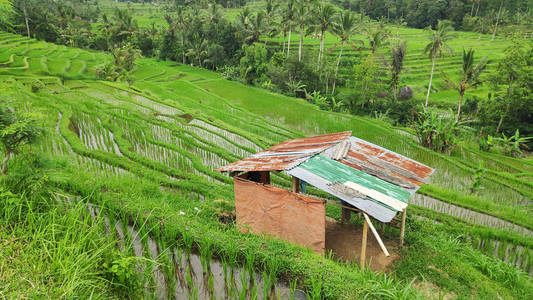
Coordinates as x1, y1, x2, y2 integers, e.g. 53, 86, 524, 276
481, 38, 533, 144
239, 42, 267, 84
348, 54, 381, 112
96, 43, 141, 83
103, 255, 144, 295
0, 0, 13, 31
483, 130, 532, 157
389, 40, 407, 100
0, 102, 42, 175
411, 108, 465, 153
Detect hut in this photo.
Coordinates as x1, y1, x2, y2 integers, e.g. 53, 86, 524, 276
217, 132, 434, 265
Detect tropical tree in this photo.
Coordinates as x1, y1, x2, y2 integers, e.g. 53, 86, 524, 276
206, 2, 223, 24
263, 0, 279, 45
487, 39, 533, 135
0, 103, 42, 176
282, 0, 296, 57
96, 43, 141, 82
452, 49, 487, 121
236, 6, 251, 32
423, 19, 455, 106
0, 0, 14, 31
311, 2, 336, 66
389, 40, 407, 101
491, 0, 504, 41
186, 34, 209, 67
245, 11, 267, 44
331, 10, 361, 95
110, 8, 138, 44
364, 20, 389, 54
175, 7, 191, 64
294, 0, 312, 62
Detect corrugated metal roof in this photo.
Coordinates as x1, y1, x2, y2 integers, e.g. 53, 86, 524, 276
216, 131, 351, 172
287, 155, 412, 222
216, 131, 435, 222
298, 155, 411, 203
322, 137, 434, 192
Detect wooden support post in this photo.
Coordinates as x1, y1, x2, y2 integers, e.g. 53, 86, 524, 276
360, 218, 368, 268
260, 171, 270, 184
342, 207, 351, 223
292, 176, 300, 193
400, 207, 407, 246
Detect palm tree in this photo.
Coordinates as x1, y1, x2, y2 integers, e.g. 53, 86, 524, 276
491, 0, 504, 41
311, 2, 336, 66
206, 3, 223, 24
365, 20, 389, 54
175, 7, 190, 64
245, 11, 266, 44
294, 0, 312, 62
236, 7, 251, 32
186, 34, 208, 68
454, 49, 487, 121
282, 0, 296, 57
423, 19, 455, 106
331, 10, 360, 95
389, 40, 407, 101
263, 0, 279, 45
111, 8, 138, 43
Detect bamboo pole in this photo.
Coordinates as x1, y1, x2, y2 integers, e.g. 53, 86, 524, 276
360, 218, 368, 268
363, 213, 390, 257
400, 208, 407, 246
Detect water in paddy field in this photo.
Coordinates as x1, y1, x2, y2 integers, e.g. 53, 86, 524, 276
410, 193, 533, 237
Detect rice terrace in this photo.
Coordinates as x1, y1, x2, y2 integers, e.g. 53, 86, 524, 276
0, 0, 532, 299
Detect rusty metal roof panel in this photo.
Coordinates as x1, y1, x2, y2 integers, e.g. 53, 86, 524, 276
216, 131, 351, 172
322, 137, 434, 193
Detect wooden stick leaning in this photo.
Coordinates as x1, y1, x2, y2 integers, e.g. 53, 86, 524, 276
363, 212, 390, 257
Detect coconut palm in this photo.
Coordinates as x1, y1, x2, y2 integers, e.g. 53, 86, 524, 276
389, 40, 407, 101
331, 10, 361, 95
236, 7, 251, 32
294, 0, 312, 62
206, 3, 223, 24
282, 0, 296, 57
364, 20, 389, 54
423, 19, 455, 106
454, 49, 487, 121
175, 7, 191, 64
263, 0, 279, 45
245, 11, 267, 44
491, 0, 504, 41
186, 34, 209, 67
111, 8, 138, 43
311, 2, 336, 66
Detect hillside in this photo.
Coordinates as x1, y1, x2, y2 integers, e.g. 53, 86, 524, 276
1, 31, 532, 299
99, 0, 514, 107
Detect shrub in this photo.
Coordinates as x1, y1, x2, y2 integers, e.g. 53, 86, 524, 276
411, 108, 466, 154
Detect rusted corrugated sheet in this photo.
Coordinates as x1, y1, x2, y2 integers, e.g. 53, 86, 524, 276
216, 131, 351, 172
322, 137, 434, 192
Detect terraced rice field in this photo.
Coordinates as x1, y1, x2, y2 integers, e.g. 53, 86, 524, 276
1, 31, 532, 298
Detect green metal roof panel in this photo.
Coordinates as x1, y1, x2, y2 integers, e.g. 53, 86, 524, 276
298, 155, 411, 203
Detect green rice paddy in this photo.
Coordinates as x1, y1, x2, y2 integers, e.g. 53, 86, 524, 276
0, 28, 532, 298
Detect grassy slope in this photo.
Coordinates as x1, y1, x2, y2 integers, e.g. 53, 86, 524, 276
0, 31, 532, 299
